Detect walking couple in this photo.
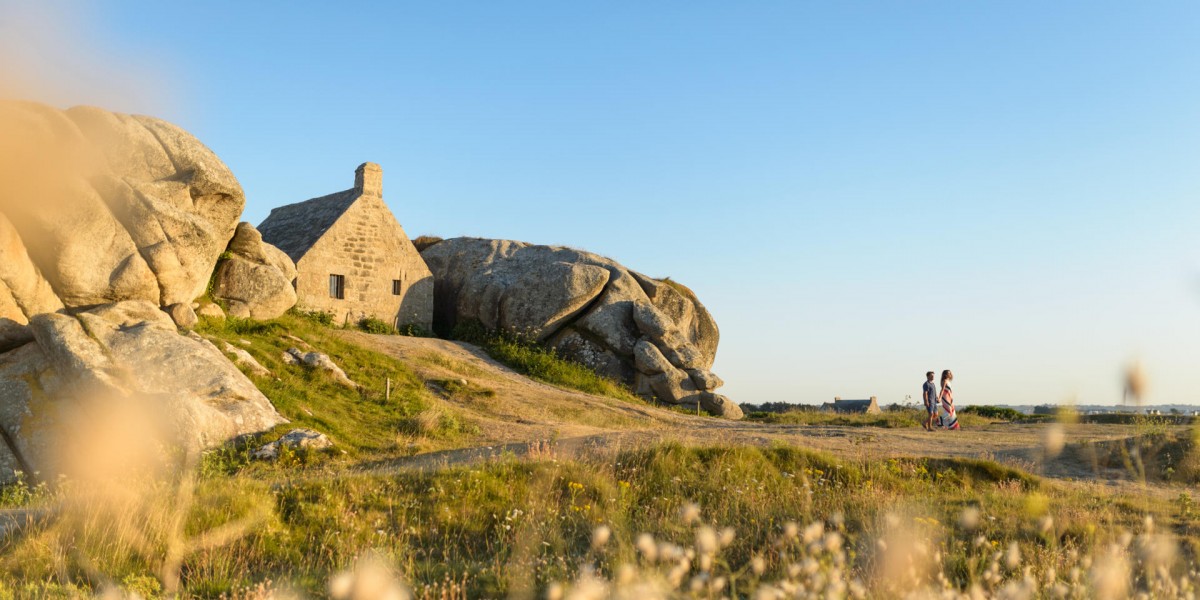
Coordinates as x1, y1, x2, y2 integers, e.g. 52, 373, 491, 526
922, 370, 958, 431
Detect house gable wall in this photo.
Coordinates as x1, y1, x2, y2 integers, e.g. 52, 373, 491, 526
294, 193, 433, 330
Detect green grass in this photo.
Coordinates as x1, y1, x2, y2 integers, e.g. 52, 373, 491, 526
0, 442, 1183, 598
483, 337, 641, 402
658, 276, 698, 300
195, 312, 477, 460
960, 405, 1026, 421
745, 407, 991, 428
1, 314, 1196, 597
451, 321, 642, 404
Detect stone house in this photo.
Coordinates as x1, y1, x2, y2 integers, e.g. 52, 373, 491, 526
821, 397, 882, 414
258, 163, 433, 330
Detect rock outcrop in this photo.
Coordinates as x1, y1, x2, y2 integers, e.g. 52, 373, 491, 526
211, 222, 298, 320
283, 347, 358, 388
0, 102, 289, 483
0, 101, 246, 323
0, 301, 286, 483
221, 341, 272, 378
421, 238, 736, 417
252, 428, 332, 460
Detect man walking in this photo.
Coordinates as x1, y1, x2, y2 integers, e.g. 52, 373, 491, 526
922, 371, 939, 430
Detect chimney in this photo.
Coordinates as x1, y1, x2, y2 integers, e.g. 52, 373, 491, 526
354, 162, 383, 197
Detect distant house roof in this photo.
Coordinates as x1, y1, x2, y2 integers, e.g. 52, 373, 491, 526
821, 397, 881, 414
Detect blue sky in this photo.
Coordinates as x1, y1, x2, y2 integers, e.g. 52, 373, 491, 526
5, 1, 1199, 406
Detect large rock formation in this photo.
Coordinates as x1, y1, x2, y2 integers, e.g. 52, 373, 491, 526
0, 301, 286, 483
0, 102, 286, 483
421, 238, 739, 418
211, 222, 298, 320
0, 101, 245, 326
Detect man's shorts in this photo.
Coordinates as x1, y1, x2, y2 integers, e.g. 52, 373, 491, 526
925, 403, 938, 415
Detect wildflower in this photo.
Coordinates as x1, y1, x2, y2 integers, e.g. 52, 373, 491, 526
659, 541, 684, 562
719, 526, 736, 547
802, 522, 822, 544
616, 564, 635, 586
1043, 424, 1066, 458
684, 523, 714, 553
591, 525, 611, 549
1005, 542, 1021, 570
329, 554, 411, 600
1124, 361, 1148, 403
959, 507, 980, 530
636, 533, 658, 562
1090, 547, 1130, 600
1038, 515, 1054, 534
783, 521, 799, 540
751, 555, 766, 576
680, 502, 701, 525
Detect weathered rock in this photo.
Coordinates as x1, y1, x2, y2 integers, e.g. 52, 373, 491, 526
462, 259, 610, 340
284, 347, 357, 388
632, 302, 704, 369
422, 237, 733, 414
647, 370, 699, 405
166, 303, 198, 330
0, 102, 245, 318
0, 301, 286, 483
211, 222, 297, 320
687, 369, 724, 392
700, 392, 743, 420
252, 428, 331, 460
633, 373, 655, 399
633, 339, 675, 375
221, 341, 271, 378
548, 327, 635, 383
196, 302, 226, 321
0, 319, 32, 354
631, 273, 720, 369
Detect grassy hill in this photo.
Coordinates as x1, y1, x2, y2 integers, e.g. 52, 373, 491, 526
0, 314, 1197, 598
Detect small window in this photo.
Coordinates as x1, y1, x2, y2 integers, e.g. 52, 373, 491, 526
392, 279, 402, 295
329, 274, 345, 299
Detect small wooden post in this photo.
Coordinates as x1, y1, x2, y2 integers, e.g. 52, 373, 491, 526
386, 377, 391, 401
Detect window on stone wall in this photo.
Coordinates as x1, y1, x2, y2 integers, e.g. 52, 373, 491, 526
329, 274, 345, 299
392, 279, 402, 295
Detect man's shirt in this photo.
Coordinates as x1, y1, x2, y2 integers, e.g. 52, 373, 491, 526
923, 381, 937, 405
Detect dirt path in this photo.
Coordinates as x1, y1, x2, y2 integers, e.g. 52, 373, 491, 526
340, 331, 1183, 491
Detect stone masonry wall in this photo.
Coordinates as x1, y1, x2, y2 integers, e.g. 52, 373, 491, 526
293, 170, 433, 330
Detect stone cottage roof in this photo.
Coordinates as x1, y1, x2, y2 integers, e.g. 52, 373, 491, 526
821, 397, 881, 414
258, 163, 380, 263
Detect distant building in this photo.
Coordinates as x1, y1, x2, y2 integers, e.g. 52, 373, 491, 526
821, 396, 882, 414
258, 163, 433, 330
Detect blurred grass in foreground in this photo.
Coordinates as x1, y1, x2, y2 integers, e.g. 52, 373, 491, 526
0, 440, 1196, 598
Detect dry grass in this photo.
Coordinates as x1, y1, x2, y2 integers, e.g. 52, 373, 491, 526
0, 318, 1194, 598
0, 434, 1197, 597
411, 235, 444, 252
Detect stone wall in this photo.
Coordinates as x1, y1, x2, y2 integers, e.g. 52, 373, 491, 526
293, 175, 433, 330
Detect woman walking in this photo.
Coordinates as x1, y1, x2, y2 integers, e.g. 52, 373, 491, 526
938, 369, 960, 430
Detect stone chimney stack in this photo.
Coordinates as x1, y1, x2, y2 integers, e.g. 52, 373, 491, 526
354, 162, 383, 197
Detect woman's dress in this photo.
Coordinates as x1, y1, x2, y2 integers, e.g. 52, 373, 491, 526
938, 384, 960, 430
